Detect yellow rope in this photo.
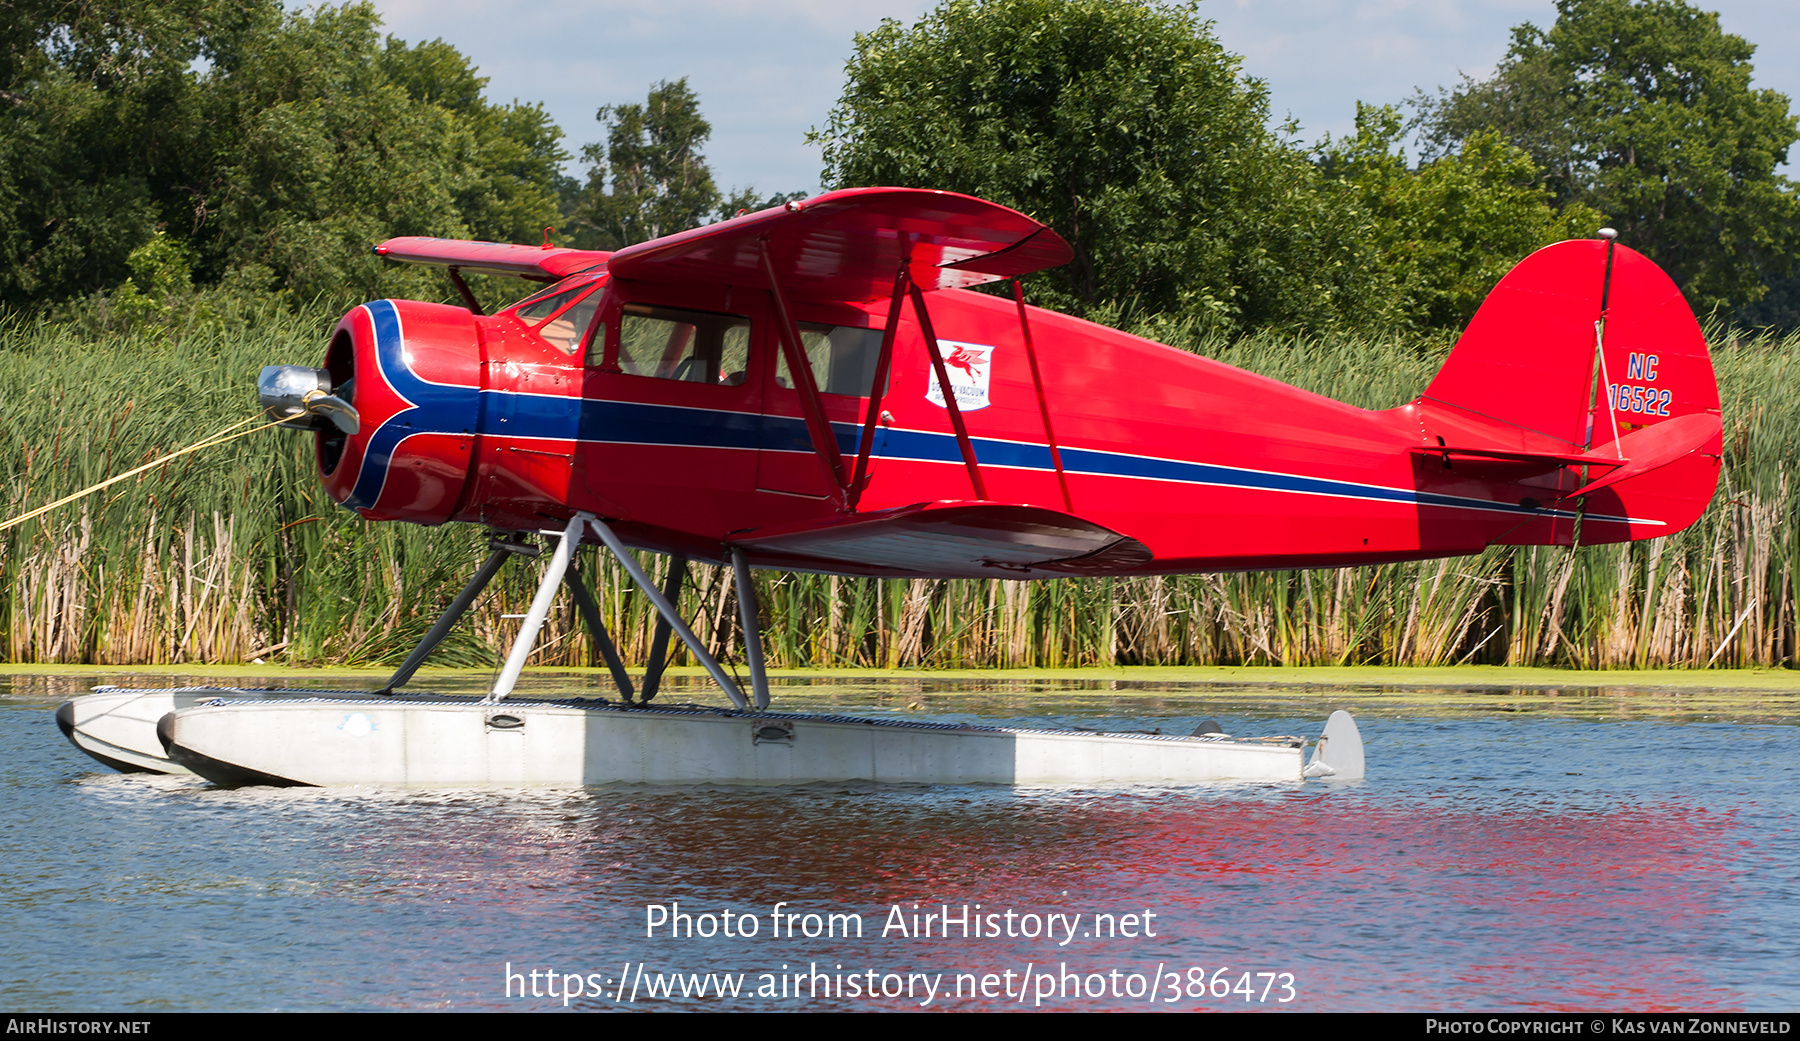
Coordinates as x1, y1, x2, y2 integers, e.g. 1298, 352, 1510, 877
0, 413, 301, 534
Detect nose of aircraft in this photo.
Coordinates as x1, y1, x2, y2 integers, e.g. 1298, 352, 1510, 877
271, 299, 483, 525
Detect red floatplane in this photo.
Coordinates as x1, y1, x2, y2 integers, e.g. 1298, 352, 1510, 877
59, 188, 1720, 786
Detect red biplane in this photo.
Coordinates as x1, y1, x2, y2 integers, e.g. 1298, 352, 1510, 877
61, 188, 1720, 786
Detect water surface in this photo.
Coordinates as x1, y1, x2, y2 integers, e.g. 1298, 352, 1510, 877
4, 672, 1795, 1011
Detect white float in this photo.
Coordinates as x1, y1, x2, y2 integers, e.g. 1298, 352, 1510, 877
138, 694, 1362, 788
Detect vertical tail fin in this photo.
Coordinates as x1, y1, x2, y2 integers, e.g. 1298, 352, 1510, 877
1415, 239, 1722, 545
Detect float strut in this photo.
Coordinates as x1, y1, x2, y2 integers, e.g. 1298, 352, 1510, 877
564, 564, 635, 703
487, 515, 582, 702
730, 547, 770, 709
640, 555, 687, 702
585, 514, 749, 710
375, 538, 522, 695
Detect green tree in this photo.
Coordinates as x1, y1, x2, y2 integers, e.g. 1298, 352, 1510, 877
0, 0, 263, 305
810, 0, 1395, 332
381, 38, 569, 250
1735, 272, 1800, 330
1415, 0, 1800, 315
0, 2, 568, 313
201, 6, 570, 305
573, 79, 722, 249
567, 80, 802, 251
1320, 104, 1604, 330
719, 187, 809, 221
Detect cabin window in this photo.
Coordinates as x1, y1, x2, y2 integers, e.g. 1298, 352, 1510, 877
513, 281, 580, 314
616, 304, 752, 385
513, 282, 602, 354
775, 323, 886, 397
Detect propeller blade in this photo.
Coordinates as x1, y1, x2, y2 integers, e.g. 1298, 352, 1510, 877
301, 390, 359, 434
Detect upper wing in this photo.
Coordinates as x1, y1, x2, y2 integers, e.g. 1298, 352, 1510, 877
373, 238, 611, 282
733, 501, 1150, 579
605, 188, 1073, 302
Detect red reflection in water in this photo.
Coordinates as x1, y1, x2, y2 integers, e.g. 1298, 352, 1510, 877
313, 788, 1745, 1011
848, 795, 1741, 1011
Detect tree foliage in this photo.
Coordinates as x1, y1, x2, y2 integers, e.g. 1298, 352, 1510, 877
811, 0, 1612, 335
568, 79, 802, 251
1320, 105, 1605, 330
813, 0, 1395, 330
0, 1, 567, 313
11, 0, 1788, 341
571, 79, 721, 249
1415, 0, 1800, 316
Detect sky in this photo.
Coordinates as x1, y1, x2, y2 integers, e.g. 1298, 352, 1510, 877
361, 0, 1800, 195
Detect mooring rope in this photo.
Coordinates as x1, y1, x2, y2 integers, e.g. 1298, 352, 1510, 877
0, 413, 300, 534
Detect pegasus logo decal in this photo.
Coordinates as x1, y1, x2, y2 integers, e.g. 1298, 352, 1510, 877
945, 345, 982, 380
925, 339, 995, 412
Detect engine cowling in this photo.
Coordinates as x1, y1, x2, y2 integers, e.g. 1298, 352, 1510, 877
316, 299, 481, 525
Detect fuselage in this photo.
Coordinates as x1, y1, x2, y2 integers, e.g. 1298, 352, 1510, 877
315, 270, 1651, 577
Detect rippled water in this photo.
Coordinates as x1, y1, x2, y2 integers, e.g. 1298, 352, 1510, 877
4, 671, 1796, 1012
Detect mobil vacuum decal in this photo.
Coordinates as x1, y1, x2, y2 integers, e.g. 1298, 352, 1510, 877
925, 340, 996, 411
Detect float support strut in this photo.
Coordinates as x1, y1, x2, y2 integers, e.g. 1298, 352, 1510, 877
640, 555, 688, 702
564, 565, 635, 702
377, 537, 522, 695
586, 515, 749, 710
487, 515, 583, 702
731, 547, 770, 709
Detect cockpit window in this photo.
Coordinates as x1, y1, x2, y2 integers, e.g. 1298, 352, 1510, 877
513, 282, 602, 354
776, 323, 886, 396
615, 304, 751, 385
511, 276, 590, 312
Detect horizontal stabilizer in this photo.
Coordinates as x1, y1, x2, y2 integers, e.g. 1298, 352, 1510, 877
734, 501, 1149, 579
606, 188, 1073, 302
1406, 398, 1604, 462
1573, 411, 1722, 497
373, 238, 611, 282
1410, 442, 1624, 469
1401, 398, 1626, 477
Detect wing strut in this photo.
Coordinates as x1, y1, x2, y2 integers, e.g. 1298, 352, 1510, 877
910, 282, 989, 501
761, 239, 850, 508
1012, 280, 1073, 512
446, 267, 485, 315
849, 261, 909, 510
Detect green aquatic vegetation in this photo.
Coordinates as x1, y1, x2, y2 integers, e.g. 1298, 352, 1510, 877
0, 315, 1794, 670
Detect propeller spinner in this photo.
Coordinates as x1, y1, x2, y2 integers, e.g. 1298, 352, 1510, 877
258, 365, 359, 434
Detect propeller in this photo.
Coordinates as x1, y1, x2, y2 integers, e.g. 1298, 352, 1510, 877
258, 365, 359, 434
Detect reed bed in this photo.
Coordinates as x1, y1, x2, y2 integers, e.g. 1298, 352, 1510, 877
1, 310, 1793, 671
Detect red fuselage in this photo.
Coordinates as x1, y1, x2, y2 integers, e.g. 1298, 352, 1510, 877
314, 245, 1713, 578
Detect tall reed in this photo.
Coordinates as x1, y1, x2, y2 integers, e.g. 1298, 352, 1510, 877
1, 310, 1792, 670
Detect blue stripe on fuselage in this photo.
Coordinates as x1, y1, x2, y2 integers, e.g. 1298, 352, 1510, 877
493, 396, 1585, 522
